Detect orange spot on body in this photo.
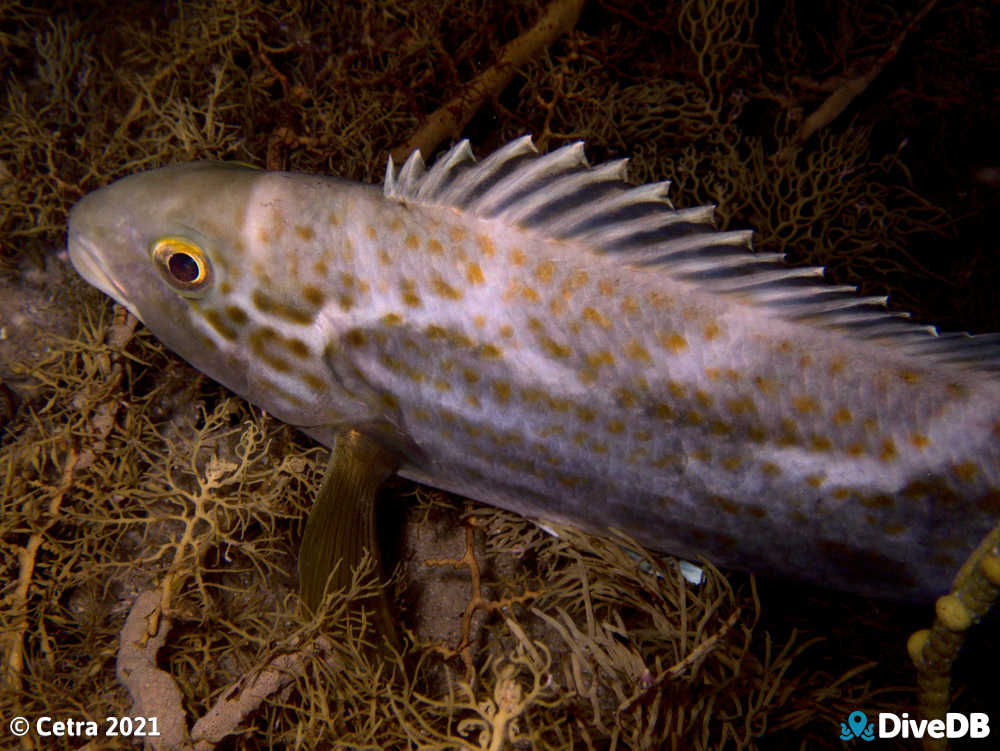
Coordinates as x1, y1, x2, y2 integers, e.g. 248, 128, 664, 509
810, 435, 832, 452
614, 388, 637, 408
621, 295, 639, 317
658, 332, 688, 353
625, 340, 652, 364
540, 336, 571, 359
646, 291, 673, 310
833, 408, 852, 426
586, 351, 615, 368
476, 234, 496, 257
582, 307, 611, 329
400, 279, 421, 307
431, 276, 464, 300
303, 286, 325, 306
778, 419, 799, 446
561, 270, 589, 298
520, 284, 540, 303
466, 263, 485, 285
534, 260, 555, 283
652, 403, 674, 419
793, 396, 819, 414
711, 419, 732, 436
879, 439, 897, 462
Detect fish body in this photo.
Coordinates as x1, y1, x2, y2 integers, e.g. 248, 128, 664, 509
68, 138, 1000, 600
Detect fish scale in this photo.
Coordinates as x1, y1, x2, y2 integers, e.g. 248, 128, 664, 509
67, 137, 1000, 601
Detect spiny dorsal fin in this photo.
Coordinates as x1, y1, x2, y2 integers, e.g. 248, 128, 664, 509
384, 137, 1000, 374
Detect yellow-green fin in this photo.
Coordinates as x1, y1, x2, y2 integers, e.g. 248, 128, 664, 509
298, 429, 400, 649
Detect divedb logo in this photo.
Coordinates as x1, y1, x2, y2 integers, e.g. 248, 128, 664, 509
839, 710, 990, 741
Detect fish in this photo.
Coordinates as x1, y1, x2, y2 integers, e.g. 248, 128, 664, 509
67, 136, 1000, 612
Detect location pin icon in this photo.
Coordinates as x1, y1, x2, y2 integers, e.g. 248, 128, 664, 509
848, 711, 867, 738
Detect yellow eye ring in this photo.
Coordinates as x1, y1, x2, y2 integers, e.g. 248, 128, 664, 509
152, 236, 213, 296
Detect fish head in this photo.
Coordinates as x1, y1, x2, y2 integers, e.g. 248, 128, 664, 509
69, 160, 257, 315
67, 162, 389, 432
67, 162, 268, 401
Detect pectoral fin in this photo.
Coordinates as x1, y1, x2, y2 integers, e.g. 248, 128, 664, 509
298, 428, 400, 648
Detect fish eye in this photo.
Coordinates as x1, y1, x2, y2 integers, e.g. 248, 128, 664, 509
152, 236, 213, 296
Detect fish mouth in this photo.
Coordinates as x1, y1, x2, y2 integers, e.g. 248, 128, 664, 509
67, 236, 144, 323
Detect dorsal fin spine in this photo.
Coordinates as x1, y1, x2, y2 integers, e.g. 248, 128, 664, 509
549, 180, 677, 238
417, 140, 475, 200
575, 205, 720, 248
498, 159, 629, 225
469, 141, 588, 215
437, 136, 537, 207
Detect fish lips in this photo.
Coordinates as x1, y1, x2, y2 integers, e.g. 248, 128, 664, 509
67, 233, 144, 323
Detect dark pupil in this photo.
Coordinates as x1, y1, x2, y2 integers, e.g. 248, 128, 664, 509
168, 252, 200, 283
